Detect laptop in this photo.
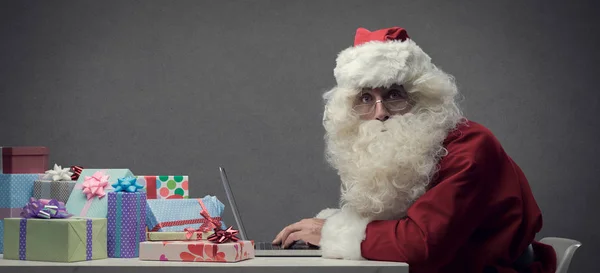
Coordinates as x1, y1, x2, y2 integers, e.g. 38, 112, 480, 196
219, 167, 322, 257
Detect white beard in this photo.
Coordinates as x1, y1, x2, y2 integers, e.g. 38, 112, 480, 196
325, 108, 462, 220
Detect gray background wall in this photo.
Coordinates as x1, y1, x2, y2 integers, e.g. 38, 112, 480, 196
1, 0, 598, 272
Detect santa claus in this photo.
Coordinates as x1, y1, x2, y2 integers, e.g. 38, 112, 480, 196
272, 27, 557, 273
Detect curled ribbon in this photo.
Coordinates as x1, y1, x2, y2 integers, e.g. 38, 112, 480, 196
198, 200, 239, 244
70, 166, 84, 180
21, 197, 72, 219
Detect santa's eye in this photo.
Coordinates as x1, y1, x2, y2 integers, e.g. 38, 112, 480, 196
359, 93, 373, 104
387, 89, 405, 100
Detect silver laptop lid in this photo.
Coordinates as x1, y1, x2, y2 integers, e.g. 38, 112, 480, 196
219, 167, 248, 241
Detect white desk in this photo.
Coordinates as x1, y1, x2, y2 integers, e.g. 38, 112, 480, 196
0, 254, 408, 273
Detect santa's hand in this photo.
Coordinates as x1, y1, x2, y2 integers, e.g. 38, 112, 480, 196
272, 218, 325, 248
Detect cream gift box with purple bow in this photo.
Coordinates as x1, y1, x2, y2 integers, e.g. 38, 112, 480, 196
65, 169, 134, 218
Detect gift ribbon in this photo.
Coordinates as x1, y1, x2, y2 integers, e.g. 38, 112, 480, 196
71, 166, 83, 181
111, 176, 143, 193
149, 217, 222, 232
86, 218, 93, 260
198, 199, 221, 231
182, 227, 208, 240
184, 227, 197, 240
198, 199, 240, 244
149, 199, 223, 232
179, 200, 223, 241
21, 197, 72, 219
74, 171, 110, 217
135, 192, 143, 256
114, 192, 123, 257
208, 226, 239, 244
42, 164, 73, 182
19, 218, 93, 260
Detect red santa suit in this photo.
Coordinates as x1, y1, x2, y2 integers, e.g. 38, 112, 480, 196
317, 27, 556, 273
362, 121, 556, 272
318, 121, 556, 272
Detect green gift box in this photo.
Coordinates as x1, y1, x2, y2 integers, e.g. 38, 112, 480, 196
3, 217, 107, 262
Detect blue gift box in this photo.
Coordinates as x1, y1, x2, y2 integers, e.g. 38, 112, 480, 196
0, 173, 40, 253
146, 196, 226, 232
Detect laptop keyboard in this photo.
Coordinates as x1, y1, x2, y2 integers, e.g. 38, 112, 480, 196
255, 241, 318, 250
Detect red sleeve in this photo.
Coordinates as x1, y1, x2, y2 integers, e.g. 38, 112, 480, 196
360, 127, 503, 265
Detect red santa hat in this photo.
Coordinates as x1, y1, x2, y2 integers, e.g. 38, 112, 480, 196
333, 27, 433, 90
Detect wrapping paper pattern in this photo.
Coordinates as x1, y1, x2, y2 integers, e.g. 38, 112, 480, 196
139, 240, 255, 262
137, 175, 189, 199
65, 169, 134, 218
0, 174, 40, 207
146, 231, 214, 241
146, 196, 225, 232
0, 174, 39, 253
107, 192, 146, 258
33, 180, 76, 204
3, 217, 107, 262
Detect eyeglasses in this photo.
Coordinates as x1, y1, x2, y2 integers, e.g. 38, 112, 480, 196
353, 99, 411, 115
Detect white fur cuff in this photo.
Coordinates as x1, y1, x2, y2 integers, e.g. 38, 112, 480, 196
319, 210, 370, 260
315, 208, 340, 219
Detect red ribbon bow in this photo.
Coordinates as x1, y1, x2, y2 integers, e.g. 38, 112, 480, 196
353, 27, 410, 47
198, 200, 239, 244
70, 166, 84, 180
208, 226, 239, 244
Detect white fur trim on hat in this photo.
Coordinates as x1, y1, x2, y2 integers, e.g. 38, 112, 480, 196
319, 209, 370, 260
333, 39, 433, 89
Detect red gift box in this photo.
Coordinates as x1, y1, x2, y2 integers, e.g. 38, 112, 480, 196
1, 146, 49, 174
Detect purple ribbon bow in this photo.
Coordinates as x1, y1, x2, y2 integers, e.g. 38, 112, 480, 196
21, 197, 72, 219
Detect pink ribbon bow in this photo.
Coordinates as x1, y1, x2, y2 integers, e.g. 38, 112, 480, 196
198, 200, 221, 232
81, 171, 110, 200
74, 170, 111, 216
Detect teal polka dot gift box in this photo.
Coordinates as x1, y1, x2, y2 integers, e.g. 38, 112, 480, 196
64, 169, 134, 218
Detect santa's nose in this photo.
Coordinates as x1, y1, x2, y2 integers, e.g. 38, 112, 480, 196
374, 101, 390, 121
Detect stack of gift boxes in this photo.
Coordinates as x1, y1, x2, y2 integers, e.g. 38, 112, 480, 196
0, 146, 255, 263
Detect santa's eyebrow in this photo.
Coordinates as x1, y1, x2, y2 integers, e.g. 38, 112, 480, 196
358, 89, 374, 96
